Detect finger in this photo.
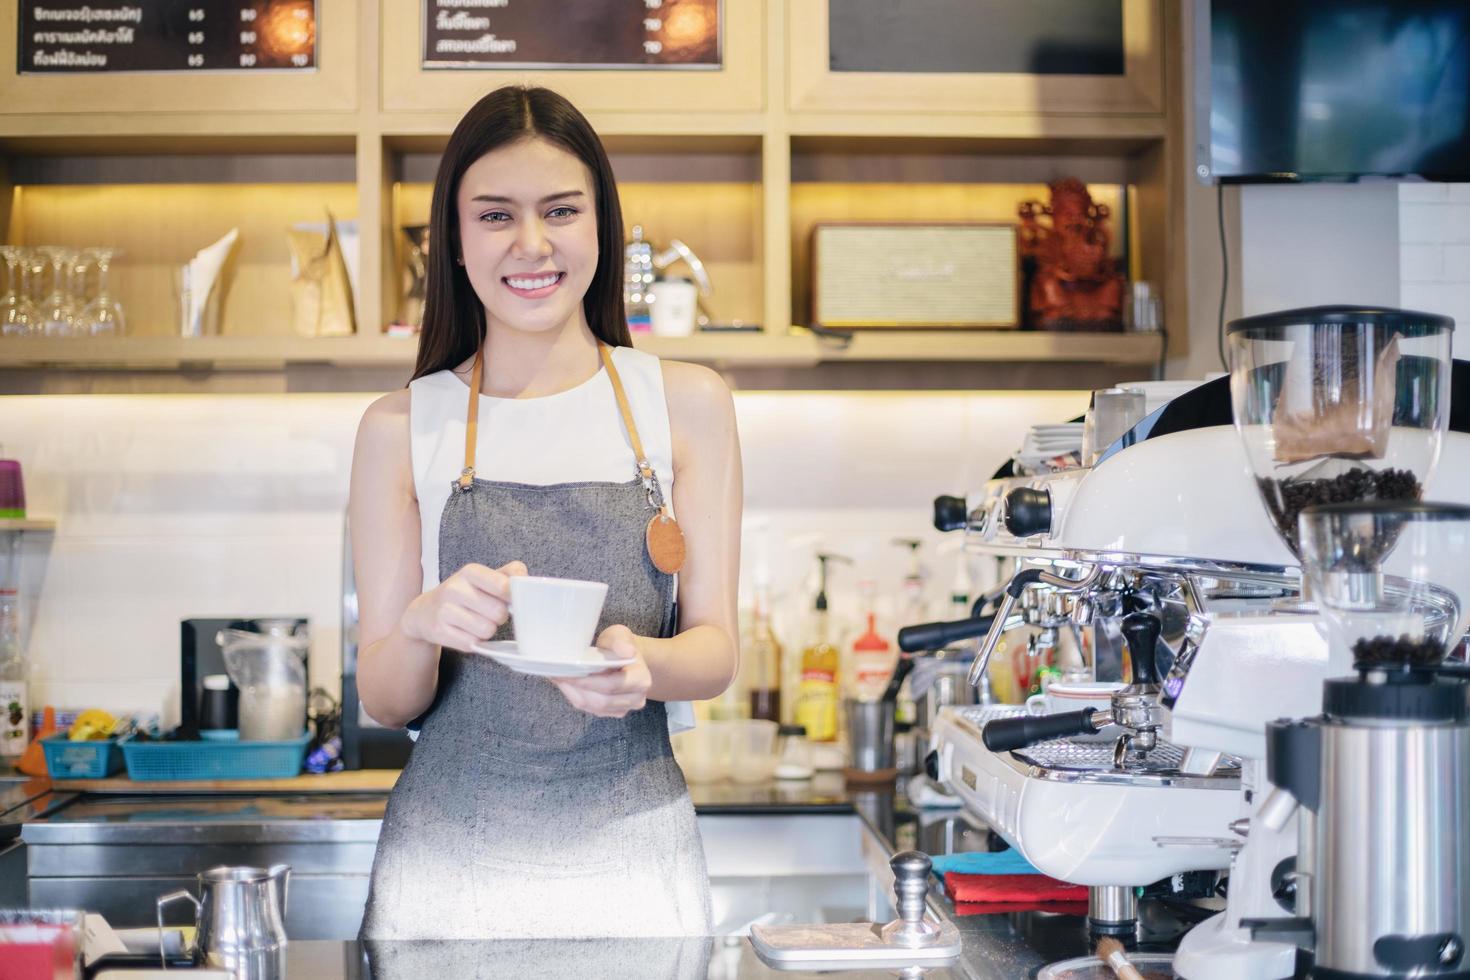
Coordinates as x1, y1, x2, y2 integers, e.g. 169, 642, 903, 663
437, 625, 484, 653
439, 603, 498, 641
595, 632, 638, 660
552, 680, 591, 713
498, 560, 529, 578
458, 563, 513, 599
566, 669, 636, 696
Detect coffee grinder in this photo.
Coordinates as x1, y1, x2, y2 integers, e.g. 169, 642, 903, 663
1250, 502, 1470, 978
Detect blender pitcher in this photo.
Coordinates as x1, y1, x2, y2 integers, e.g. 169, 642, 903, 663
217, 622, 308, 742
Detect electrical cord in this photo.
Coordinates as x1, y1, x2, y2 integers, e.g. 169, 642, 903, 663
1216, 182, 1229, 371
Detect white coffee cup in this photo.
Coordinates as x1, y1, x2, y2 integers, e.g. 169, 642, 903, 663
509, 576, 609, 661
1025, 680, 1124, 717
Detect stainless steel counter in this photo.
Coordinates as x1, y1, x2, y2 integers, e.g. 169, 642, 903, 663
15, 774, 1189, 978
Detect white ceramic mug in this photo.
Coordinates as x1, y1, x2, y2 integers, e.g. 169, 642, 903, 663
1025, 680, 1124, 717
508, 576, 609, 661
648, 278, 698, 337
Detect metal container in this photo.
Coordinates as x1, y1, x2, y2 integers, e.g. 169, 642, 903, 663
845, 699, 895, 773
1316, 704, 1470, 976
157, 864, 290, 978
1269, 675, 1470, 978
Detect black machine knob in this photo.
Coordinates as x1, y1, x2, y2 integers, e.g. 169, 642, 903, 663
933, 495, 968, 532
924, 749, 941, 781
1003, 487, 1052, 538
1121, 613, 1163, 687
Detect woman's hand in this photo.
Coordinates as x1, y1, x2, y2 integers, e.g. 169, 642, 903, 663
399, 560, 527, 652
551, 624, 653, 718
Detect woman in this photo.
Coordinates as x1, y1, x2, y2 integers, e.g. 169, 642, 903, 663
349, 85, 742, 940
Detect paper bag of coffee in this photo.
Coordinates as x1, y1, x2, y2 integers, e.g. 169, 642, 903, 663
287, 211, 357, 337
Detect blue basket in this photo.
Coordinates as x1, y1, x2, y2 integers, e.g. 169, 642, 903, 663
40, 734, 125, 779
120, 730, 310, 782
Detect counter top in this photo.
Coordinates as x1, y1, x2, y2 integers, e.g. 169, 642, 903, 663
19, 771, 859, 844
20, 772, 1192, 978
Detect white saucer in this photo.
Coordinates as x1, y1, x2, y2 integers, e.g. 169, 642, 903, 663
471, 640, 635, 677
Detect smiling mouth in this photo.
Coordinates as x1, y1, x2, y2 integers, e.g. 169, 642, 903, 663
502, 272, 566, 294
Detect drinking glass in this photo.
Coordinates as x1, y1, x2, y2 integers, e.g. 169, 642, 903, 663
81, 248, 125, 337
0, 247, 32, 337
23, 251, 47, 325
38, 246, 81, 338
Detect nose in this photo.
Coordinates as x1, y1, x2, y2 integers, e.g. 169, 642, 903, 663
510, 216, 553, 262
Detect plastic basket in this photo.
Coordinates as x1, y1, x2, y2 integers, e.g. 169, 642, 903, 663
40, 734, 125, 779
119, 730, 310, 782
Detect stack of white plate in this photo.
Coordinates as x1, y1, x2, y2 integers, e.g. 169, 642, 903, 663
1015, 422, 1085, 472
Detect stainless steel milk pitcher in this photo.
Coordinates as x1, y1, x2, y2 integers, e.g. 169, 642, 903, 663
157, 864, 290, 977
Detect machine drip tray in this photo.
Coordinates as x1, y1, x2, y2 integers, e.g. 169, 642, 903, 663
952, 706, 1241, 788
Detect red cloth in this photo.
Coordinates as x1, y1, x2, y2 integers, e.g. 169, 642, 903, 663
952, 900, 1091, 917
944, 871, 1089, 909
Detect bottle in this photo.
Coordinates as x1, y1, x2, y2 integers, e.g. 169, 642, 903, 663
747, 582, 782, 723
0, 592, 28, 768
796, 554, 843, 742
623, 225, 654, 332
850, 580, 895, 701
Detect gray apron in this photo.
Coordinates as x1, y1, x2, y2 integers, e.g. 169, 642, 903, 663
360, 352, 711, 941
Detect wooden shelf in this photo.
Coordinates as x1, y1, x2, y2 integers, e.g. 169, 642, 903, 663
0, 336, 415, 370
0, 332, 1161, 372
800, 330, 1164, 364
0, 518, 56, 533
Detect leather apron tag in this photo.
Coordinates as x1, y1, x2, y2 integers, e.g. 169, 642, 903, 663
646, 511, 686, 575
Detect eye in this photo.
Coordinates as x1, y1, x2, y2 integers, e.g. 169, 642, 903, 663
477, 211, 511, 224
547, 206, 579, 220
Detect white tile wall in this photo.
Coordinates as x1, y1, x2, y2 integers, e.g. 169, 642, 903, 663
0, 387, 1086, 723
1400, 184, 1470, 360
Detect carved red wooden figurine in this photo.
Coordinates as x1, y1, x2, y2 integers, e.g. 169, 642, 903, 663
1018, 178, 1125, 332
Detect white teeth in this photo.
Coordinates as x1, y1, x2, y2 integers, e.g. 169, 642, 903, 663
506, 274, 560, 290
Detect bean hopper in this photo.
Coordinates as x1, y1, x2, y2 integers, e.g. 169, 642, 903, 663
1228, 306, 1453, 592
1249, 503, 1470, 979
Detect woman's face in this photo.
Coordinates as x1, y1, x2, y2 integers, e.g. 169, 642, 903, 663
455, 137, 600, 338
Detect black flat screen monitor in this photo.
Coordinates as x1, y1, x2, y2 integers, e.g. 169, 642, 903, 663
1200, 0, 1470, 182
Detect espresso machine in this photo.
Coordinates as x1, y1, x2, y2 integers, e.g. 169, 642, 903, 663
928, 307, 1466, 971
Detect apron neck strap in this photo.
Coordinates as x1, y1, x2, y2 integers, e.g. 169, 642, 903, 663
457, 341, 654, 491
598, 343, 655, 481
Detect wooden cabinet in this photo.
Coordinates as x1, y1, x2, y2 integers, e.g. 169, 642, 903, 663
377, 1, 764, 119
0, 0, 359, 116
0, 0, 1183, 391
788, 0, 1164, 118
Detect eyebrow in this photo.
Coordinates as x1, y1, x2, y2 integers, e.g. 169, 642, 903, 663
468, 190, 588, 205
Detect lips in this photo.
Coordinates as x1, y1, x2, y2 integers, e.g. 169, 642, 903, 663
502, 271, 565, 299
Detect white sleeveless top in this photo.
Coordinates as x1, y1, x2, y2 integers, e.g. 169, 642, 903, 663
407, 345, 692, 732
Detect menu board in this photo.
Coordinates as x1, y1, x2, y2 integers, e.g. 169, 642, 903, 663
18, 0, 317, 74
829, 0, 1124, 76
422, 0, 720, 70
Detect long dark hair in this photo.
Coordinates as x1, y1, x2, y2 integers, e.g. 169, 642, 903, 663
411, 86, 629, 381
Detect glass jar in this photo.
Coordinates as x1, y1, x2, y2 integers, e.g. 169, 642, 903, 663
774, 724, 814, 780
